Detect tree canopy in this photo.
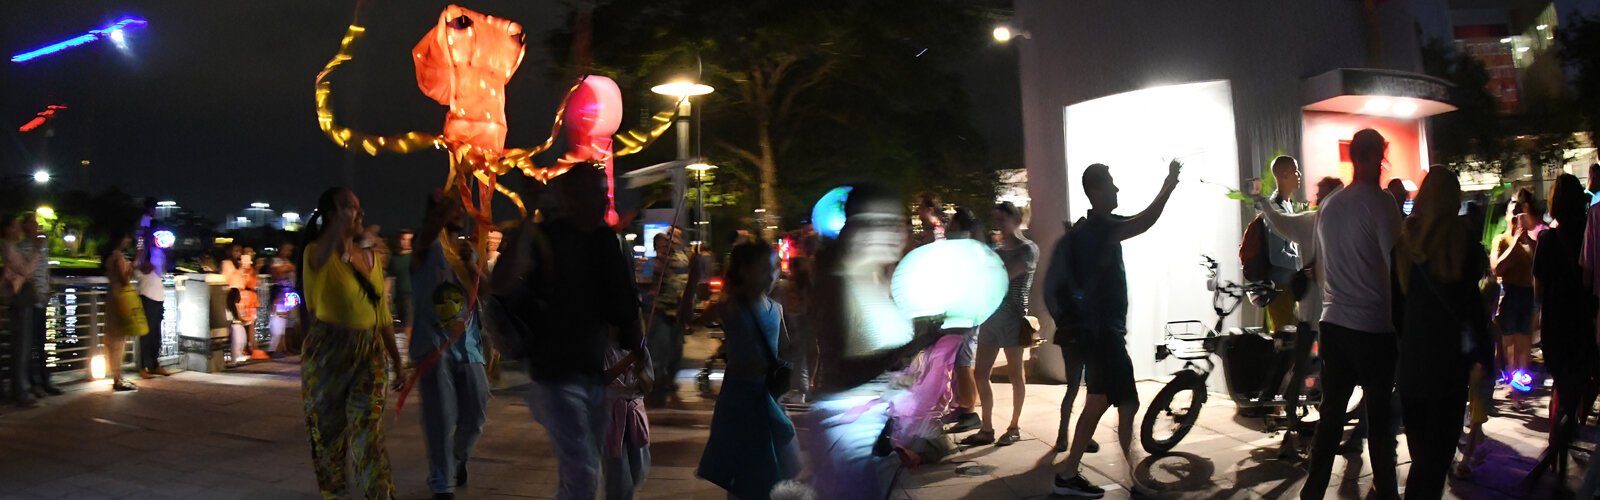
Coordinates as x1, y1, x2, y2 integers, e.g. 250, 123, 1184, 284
550, 0, 1006, 233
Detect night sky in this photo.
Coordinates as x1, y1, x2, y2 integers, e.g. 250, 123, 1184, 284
1, 1, 1020, 230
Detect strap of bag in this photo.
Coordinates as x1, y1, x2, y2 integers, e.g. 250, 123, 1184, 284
742, 300, 782, 368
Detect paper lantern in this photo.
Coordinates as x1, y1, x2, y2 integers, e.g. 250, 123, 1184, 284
812, 186, 852, 239
890, 239, 1008, 328
152, 229, 175, 249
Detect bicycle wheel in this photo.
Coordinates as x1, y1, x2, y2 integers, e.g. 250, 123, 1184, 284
1142, 369, 1209, 455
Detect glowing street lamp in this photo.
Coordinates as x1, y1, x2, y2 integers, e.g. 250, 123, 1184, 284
33, 170, 51, 184
993, 25, 1031, 43
11, 16, 149, 63
653, 81, 715, 244
649, 81, 715, 98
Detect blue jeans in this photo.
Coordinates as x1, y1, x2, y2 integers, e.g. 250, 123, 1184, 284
420, 358, 489, 493
526, 375, 609, 500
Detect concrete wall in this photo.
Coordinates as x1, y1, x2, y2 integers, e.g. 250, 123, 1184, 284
1017, 0, 1428, 381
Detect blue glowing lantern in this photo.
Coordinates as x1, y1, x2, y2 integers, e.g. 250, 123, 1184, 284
152, 229, 176, 249
891, 239, 1009, 328
1510, 369, 1534, 393
811, 186, 852, 239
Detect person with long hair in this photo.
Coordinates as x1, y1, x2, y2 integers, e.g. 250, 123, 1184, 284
1394, 167, 1490, 497
697, 240, 802, 499
101, 232, 145, 392
1494, 187, 1542, 411
961, 202, 1038, 447
299, 186, 403, 499
1531, 174, 1597, 478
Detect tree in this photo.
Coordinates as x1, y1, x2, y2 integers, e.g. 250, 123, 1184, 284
1421, 40, 1510, 177
1560, 13, 1600, 146
551, 0, 1003, 234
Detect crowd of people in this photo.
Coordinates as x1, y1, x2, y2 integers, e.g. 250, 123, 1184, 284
6, 128, 1600, 499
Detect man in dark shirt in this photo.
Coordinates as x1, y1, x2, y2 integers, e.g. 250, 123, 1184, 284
1051, 160, 1181, 498
514, 164, 643, 500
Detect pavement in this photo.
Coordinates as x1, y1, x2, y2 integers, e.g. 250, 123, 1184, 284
0, 336, 1586, 499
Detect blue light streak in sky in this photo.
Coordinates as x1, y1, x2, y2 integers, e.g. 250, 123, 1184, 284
12, 16, 148, 63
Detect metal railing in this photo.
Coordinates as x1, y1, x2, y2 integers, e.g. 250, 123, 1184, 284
0, 276, 182, 384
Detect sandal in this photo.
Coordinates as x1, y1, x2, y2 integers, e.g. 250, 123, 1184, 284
959, 430, 995, 446
996, 427, 1022, 446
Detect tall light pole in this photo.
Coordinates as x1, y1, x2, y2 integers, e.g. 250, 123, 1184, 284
650, 81, 714, 243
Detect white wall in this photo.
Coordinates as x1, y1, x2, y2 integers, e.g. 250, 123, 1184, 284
1062, 81, 1243, 379
1017, 0, 1428, 381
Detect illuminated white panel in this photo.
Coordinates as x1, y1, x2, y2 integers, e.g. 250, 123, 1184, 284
1063, 80, 1243, 379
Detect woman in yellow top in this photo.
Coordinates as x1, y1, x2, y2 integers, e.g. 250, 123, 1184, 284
101, 232, 145, 392
299, 187, 404, 500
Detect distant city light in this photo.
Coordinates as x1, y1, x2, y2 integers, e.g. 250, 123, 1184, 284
236, 217, 249, 223
11, 16, 149, 63
33, 170, 50, 184
63, 234, 77, 244
250, 202, 270, 209
281, 212, 300, 221
1536, 24, 1549, 31
686, 163, 717, 172
156, 200, 177, 207
1500, 37, 1513, 44
1517, 46, 1531, 53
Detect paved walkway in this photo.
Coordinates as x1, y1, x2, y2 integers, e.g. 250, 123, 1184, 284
0, 345, 1583, 499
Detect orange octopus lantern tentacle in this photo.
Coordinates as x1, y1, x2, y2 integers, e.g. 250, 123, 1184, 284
316, 25, 443, 155
614, 107, 678, 157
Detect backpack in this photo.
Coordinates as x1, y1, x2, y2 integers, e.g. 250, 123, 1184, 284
482, 222, 556, 360
1045, 218, 1110, 344
1240, 214, 1270, 283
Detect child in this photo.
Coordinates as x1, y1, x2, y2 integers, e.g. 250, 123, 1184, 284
603, 343, 652, 499
697, 240, 801, 499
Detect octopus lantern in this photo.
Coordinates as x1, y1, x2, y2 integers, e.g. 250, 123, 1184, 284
315, 4, 674, 226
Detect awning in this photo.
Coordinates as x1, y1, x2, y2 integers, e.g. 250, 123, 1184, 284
1301, 68, 1457, 119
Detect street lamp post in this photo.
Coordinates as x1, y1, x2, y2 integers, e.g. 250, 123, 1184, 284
650, 81, 714, 245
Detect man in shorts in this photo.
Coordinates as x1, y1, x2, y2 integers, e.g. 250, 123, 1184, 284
1050, 160, 1181, 498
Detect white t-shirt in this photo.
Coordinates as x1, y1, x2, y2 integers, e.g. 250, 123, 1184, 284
1315, 183, 1401, 333
136, 269, 164, 302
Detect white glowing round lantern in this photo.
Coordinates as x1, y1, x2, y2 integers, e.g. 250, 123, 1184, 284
891, 239, 1009, 328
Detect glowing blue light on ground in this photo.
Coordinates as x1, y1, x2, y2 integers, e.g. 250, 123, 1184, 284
891, 239, 1008, 328
1510, 369, 1533, 392
12, 16, 147, 63
812, 186, 852, 239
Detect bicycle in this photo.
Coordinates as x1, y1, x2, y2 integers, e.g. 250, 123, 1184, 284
1140, 255, 1323, 459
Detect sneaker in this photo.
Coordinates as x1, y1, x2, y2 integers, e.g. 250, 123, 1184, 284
996, 427, 1022, 446
112, 380, 139, 392
1337, 438, 1364, 456
948, 412, 982, 433
1054, 438, 1102, 454
1052, 473, 1105, 498
958, 430, 995, 446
